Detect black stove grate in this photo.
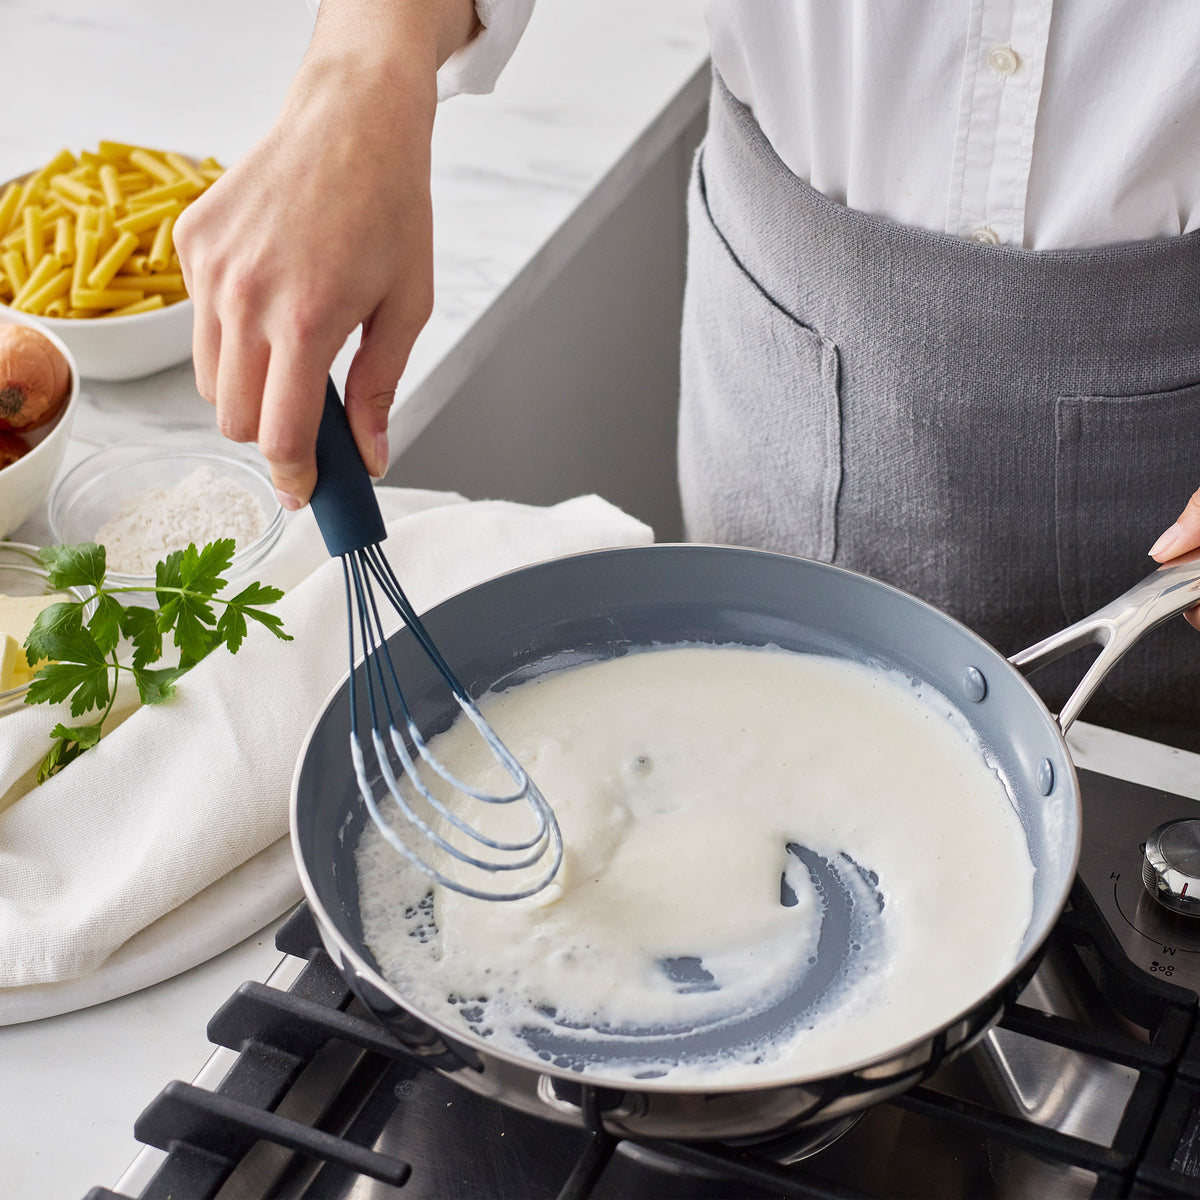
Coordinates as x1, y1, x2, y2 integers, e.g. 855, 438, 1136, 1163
84, 876, 1200, 1200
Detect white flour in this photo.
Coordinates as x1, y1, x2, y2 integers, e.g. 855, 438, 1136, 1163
95, 465, 268, 575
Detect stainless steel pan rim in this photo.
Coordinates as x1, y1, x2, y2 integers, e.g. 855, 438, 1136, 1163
289, 542, 1109, 1102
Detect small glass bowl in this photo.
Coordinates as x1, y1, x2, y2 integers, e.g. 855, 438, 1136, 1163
0, 542, 88, 716
47, 433, 285, 594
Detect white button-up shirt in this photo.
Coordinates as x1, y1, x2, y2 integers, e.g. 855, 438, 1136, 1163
448, 0, 1200, 251
709, 0, 1200, 250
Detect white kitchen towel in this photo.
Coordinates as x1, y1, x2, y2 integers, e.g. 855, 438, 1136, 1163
0, 489, 652, 986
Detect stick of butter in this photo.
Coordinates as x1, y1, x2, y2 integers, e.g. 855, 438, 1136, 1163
0, 593, 71, 690
0, 633, 16, 691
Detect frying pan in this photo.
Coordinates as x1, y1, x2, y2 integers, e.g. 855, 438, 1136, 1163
291, 543, 1200, 1140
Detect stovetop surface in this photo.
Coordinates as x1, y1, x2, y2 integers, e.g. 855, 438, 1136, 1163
88, 767, 1200, 1200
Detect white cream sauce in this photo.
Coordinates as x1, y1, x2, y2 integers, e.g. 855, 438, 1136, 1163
356, 645, 1035, 1085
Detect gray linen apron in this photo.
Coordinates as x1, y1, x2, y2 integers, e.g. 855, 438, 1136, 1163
680, 74, 1200, 749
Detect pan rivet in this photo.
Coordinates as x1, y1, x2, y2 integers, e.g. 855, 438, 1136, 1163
961, 666, 988, 703
1037, 759, 1055, 795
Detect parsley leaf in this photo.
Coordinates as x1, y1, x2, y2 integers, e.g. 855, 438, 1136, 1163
86, 594, 124, 656
216, 580, 290, 654
23, 606, 110, 717
132, 665, 189, 705
27, 659, 111, 716
181, 539, 234, 594
49, 720, 105, 748
38, 543, 107, 591
23, 600, 87, 666
37, 720, 105, 782
119, 605, 162, 669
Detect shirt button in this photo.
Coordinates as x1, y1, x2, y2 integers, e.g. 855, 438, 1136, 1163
970, 226, 1001, 244
988, 45, 1020, 76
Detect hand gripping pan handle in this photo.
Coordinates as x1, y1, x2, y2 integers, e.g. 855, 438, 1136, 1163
1009, 548, 1200, 733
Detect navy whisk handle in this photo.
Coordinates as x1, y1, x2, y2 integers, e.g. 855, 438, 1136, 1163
310, 376, 388, 557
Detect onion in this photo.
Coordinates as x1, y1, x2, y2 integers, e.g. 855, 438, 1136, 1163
0, 430, 30, 471
0, 325, 71, 434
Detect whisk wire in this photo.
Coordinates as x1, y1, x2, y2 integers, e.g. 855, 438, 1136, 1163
357, 549, 548, 844
350, 556, 393, 733
364, 544, 469, 703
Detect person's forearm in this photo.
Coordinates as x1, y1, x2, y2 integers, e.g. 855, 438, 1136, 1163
310, 0, 480, 75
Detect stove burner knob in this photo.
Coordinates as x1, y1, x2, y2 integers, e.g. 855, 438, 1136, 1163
1142, 819, 1200, 916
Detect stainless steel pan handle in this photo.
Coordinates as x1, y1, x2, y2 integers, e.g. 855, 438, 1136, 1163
1009, 548, 1200, 734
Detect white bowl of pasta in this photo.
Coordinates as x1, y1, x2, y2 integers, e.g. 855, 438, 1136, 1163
30, 295, 195, 381
0, 141, 222, 380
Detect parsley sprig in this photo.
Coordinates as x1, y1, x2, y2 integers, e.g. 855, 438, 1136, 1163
23, 539, 292, 782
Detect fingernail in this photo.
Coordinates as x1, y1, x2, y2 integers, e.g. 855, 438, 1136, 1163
276, 488, 304, 512
1149, 522, 1182, 560
369, 433, 389, 479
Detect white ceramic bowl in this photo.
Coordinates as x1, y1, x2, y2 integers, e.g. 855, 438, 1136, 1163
0, 542, 88, 716
31, 297, 194, 382
0, 308, 80, 539
47, 432, 284, 591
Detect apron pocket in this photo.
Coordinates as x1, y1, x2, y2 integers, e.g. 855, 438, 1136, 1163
678, 151, 842, 561
1055, 382, 1200, 729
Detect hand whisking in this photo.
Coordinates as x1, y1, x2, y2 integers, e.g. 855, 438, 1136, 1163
308, 377, 563, 901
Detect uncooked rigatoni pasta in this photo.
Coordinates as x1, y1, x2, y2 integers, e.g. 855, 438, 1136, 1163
0, 142, 224, 318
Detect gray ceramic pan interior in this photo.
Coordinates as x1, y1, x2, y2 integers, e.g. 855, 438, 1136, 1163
293, 543, 1080, 1086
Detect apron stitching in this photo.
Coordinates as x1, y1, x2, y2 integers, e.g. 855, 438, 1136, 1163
1052, 399, 1078, 629
696, 149, 822, 338
823, 343, 844, 562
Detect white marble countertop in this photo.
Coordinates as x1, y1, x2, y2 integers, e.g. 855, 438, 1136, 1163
1, 1, 710, 1195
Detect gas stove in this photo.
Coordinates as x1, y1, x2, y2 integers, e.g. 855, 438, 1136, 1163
85, 768, 1200, 1200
